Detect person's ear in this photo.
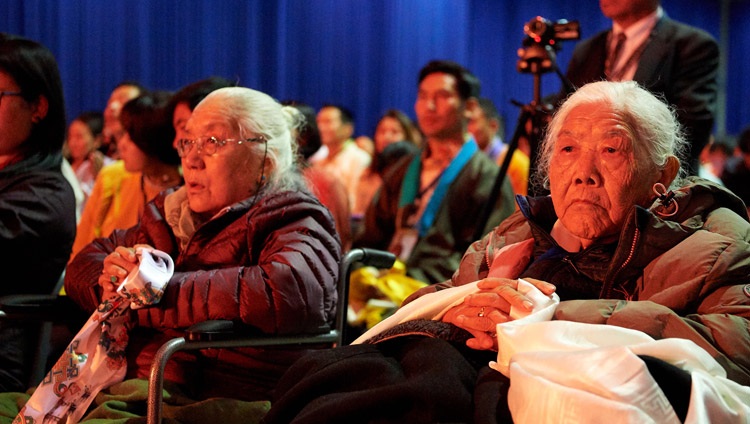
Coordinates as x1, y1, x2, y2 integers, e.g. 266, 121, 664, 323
31, 95, 49, 123
659, 156, 680, 187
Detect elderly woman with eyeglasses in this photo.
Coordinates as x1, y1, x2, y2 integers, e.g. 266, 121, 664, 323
65, 86, 341, 402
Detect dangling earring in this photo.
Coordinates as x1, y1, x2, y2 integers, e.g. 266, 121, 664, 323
652, 183, 678, 217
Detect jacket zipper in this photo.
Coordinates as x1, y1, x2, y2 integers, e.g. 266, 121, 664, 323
606, 227, 640, 300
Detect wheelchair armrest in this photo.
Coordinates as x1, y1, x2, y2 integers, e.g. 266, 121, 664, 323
185, 320, 333, 342
0, 294, 81, 322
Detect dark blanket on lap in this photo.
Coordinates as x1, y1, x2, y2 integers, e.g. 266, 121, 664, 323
264, 320, 513, 424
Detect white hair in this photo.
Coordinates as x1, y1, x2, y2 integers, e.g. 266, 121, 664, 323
199, 86, 303, 191
535, 80, 687, 191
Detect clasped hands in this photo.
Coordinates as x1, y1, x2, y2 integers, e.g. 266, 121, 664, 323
440, 277, 555, 351
98, 244, 154, 299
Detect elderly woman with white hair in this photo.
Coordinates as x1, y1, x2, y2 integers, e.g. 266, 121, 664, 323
65, 86, 341, 402
263, 81, 750, 423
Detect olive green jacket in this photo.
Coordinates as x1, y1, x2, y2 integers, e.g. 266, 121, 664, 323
444, 177, 750, 384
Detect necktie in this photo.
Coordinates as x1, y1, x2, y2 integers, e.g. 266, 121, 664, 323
605, 32, 627, 81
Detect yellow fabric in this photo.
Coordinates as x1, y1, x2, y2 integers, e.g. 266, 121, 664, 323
349, 260, 428, 329
70, 161, 144, 260
497, 148, 530, 197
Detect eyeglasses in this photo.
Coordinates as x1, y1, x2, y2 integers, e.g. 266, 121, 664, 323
176, 135, 266, 157
0, 91, 22, 106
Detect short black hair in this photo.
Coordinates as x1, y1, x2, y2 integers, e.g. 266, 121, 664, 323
417, 60, 481, 100
168, 76, 235, 117
321, 103, 354, 125
738, 127, 750, 154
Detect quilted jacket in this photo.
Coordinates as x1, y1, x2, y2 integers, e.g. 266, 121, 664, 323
65, 184, 341, 400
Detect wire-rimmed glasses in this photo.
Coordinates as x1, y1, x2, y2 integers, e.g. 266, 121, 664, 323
176, 135, 266, 157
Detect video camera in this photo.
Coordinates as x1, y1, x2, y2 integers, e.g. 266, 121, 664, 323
523, 17, 580, 48
518, 16, 580, 74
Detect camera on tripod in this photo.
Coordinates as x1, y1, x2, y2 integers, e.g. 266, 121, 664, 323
517, 16, 580, 74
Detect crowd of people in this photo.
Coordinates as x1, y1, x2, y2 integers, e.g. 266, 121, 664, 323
1, 0, 750, 421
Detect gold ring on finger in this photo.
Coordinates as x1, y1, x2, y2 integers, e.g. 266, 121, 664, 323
478, 306, 485, 317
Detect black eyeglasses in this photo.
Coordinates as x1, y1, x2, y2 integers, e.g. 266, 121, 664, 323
0, 91, 22, 106
176, 135, 266, 157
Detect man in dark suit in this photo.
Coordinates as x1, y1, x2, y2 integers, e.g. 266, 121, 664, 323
563, 0, 719, 175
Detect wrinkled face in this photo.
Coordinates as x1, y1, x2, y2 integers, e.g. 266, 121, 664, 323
415, 73, 465, 140
172, 102, 192, 149
116, 131, 148, 173
316, 107, 352, 147
0, 71, 36, 159
182, 101, 264, 216
103, 85, 140, 142
66, 119, 97, 161
549, 103, 662, 244
374, 116, 406, 153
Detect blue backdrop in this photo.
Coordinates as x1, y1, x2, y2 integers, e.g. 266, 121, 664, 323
2, 0, 747, 141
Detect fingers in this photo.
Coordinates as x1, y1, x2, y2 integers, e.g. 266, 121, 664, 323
99, 246, 139, 296
524, 277, 557, 295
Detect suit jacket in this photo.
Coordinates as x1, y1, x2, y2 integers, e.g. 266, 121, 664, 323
564, 16, 719, 173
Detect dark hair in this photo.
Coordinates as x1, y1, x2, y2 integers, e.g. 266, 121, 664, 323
0, 33, 66, 156
375, 140, 420, 175
321, 103, 354, 125
738, 127, 750, 154
168, 76, 235, 117
378, 109, 422, 146
74, 111, 104, 138
282, 100, 321, 160
418, 60, 481, 100
475, 97, 505, 137
120, 91, 179, 165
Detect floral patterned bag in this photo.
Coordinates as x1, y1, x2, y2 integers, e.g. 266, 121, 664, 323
14, 248, 174, 424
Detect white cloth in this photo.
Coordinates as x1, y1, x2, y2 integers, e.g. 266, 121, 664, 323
493, 319, 750, 423
17, 248, 174, 424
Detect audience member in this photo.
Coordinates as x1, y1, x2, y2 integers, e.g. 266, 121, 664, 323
168, 76, 234, 149
264, 80, 750, 424
354, 60, 515, 285
100, 81, 145, 159
469, 97, 530, 196
468, 97, 506, 161
698, 134, 733, 184
355, 135, 375, 157
0, 33, 77, 391
71, 91, 182, 258
65, 86, 341, 403
562, 0, 719, 175
721, 126, 750, 214
65, 111, 114, 207
309, 104, 371, 211
352, 109, 422, 220
286, 101, 352, 250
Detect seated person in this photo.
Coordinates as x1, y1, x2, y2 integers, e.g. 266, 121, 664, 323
70, 91, 182, 258
0, 33, 77, 392
65, 86, 341, 402
263, 81, 750, 423
721, 126, 750, 214
354, 60, 515, 286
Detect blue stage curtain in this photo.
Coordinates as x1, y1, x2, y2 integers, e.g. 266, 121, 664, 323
1, 0, 746, 137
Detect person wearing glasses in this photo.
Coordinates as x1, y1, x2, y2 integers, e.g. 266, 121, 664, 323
0, 33, 77, 391
65, 86, 341, 404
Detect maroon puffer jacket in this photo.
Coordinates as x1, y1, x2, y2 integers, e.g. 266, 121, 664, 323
65, 185, 341, 400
